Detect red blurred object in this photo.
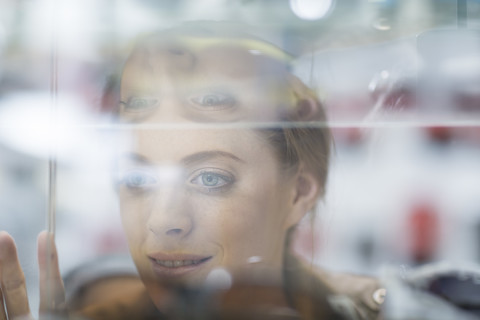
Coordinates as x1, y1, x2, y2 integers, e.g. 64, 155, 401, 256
408, 202, 440, 264
425, 126, 480, 145
426, 126, 453, 144
331, 127, 364, 146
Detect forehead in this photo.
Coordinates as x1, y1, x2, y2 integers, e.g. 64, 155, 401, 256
130, 128, 270, 162
121, 37, 290, 92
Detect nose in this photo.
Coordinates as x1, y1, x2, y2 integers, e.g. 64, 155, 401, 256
146, 188, 193, 239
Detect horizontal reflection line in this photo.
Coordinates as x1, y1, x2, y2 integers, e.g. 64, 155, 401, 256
1, 120, 480, 130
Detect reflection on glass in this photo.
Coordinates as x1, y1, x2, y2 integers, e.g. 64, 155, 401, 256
111, 23, 340, 319
0, 1, 479, 319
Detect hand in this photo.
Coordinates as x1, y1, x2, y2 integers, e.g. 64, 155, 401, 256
0, 231, 65, 320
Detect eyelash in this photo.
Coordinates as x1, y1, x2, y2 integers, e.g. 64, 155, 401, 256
118, 168, 235, 194
118, 169, 158, 193
119, 97, 158, 113
189, 168, 235, 193
189, 92, 236, 111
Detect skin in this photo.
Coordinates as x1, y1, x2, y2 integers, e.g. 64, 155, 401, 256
0, 38, 320, 318
118, 39, 294, 123
118, 127, 298, 307
117, 40, 313, 310
0, 231, 64, 319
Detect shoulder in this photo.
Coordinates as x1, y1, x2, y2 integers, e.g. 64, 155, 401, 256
70, 276, 161, 320
315, 268, 385, 320
292, 258, 385, 320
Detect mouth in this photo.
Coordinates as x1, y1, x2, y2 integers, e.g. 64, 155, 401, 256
153, 257, 211, 268
148, 254, 213, 277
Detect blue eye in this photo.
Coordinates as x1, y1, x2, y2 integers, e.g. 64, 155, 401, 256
190, 93, 235, 110
201, 173, 220, 186
190, 169, 234, 192
121, 170, 158, 191
120, 97, 158, 112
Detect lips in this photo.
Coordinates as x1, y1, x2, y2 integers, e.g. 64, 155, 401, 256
148, 253, 212, 277
154, 258, 210, 268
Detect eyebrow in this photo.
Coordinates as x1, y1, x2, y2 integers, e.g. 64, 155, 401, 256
121, 152, 152, 165
121, 150, 245, 166
181, 150, 245, 166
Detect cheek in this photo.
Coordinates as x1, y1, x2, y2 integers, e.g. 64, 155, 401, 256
200, 186, 288, 265
119, 195, 152, 248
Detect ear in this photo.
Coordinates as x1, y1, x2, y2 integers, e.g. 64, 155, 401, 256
288, 75, 323, 121
283, 167, 321, 230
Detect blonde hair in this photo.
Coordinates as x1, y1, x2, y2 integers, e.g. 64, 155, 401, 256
264, 75, 331, 199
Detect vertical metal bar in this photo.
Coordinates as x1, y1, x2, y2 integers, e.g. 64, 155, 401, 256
48, 105, 57, 233
46, 0, 58, 311
48, 0, 57, 237
48, 157, 56, 234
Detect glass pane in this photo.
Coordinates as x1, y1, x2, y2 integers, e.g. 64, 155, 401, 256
1, 1, 479, 319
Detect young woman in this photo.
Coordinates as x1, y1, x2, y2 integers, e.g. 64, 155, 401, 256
0, 24, 383, 320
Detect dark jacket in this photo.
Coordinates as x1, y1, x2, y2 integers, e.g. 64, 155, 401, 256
72, 262, 383, 320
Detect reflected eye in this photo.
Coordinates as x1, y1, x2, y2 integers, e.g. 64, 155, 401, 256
120, 169, 158, 191
190, 169, 234, 192
190, 93, 235, 110
120, 97, 158, 112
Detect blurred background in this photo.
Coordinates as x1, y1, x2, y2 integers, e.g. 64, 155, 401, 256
0, 0, 479, 314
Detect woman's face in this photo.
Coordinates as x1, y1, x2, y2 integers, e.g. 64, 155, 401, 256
117, 41, 299, 305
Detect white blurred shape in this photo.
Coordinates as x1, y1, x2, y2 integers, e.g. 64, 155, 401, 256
442, 56, 480, 78
156, 165, 183, 184
368, 70, 391, 93
247, 256, 262, 264
117, 165, 183, 187
24, 0, 99, 58
182, 0, 229, 21
0, 92, 122, 168
205, 268, 232, 291
289, 0, 333, 20
373, 18, 391, 31
0, 93, 61, 157
116, 0, 164, 39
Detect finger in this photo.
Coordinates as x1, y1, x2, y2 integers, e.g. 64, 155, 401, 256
0, 288, 7, 320
0, 231, 31, 318
38, 231, 65, 313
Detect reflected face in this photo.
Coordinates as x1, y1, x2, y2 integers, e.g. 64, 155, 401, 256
117, 40, 298, 305
118, 40, 293, 123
